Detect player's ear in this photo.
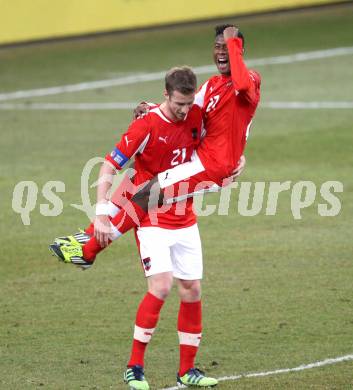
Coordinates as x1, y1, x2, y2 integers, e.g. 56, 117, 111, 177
163, 90, 169, 99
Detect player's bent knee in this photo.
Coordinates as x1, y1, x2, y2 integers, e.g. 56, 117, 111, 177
131, 188, 150, 209
132, 178, 164, 210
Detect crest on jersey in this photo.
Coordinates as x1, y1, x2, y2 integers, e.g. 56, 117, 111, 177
142, 257, 151, 271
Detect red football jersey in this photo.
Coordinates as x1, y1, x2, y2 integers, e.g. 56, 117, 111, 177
105, 105, 202, 229
195, 37, 261, 184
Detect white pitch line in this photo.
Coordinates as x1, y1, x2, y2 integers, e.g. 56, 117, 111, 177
1, 101, 353, 110
261, 101, 353, 109
0, 102, 138, 110
159, 353, 353, 390
0, 46, 353, 102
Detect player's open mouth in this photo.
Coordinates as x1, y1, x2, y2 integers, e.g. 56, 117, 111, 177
217, 57, 229, 71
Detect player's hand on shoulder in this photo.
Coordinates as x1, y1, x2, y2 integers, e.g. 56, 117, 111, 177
133, 101, 150, 120
94, 215, 113, 247
223, 26, 239, 42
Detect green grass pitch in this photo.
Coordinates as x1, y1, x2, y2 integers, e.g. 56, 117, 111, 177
0, 3, 353, 389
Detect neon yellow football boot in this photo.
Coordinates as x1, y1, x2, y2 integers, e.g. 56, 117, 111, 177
124, 365, 149, 390
177, 368, 218, 387
54, 230, 91, 246
49, 240, 93, 270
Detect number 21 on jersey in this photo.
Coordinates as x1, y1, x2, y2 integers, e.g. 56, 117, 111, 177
171, 148, 186, 166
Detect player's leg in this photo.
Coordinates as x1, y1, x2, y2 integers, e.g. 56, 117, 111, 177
84, 168, 138, 238
124, 227, 175, 390
49, 169, 137, 267
125, 286, 165, 390
50, 154, 217, 266
50, 181, 151, 265
72, 180, 140, 262
176, 279, 202, 377
102, 152, 217, 238
49, 200, 121, 269
171, 225, 218, 387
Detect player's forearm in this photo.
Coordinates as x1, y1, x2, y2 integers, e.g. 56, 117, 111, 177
227, 38, 251, 92
96, 161, 117, 205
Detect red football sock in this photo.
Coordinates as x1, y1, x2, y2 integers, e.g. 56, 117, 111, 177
81, 201, 145, 261
178, 301, 202, 376
128, 292, 165, 367
110, 201, 146, 234
82, 236, 111, 261
82, 214, 116, 261
85, 223, 94, 236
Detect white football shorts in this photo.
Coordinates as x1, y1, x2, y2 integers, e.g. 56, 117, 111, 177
136, 223, 203, 280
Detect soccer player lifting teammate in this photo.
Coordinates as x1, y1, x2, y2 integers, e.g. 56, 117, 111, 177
50, 23, 261, 389
51, 66, 219, 389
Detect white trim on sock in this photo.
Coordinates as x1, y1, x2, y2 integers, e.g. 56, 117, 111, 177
178, 331, 202, 347
134, 325, 155, 343
110, 223, 122, 240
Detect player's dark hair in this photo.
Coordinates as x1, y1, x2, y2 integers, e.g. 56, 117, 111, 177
215, 24, 245, 49
165, 66, 197, 96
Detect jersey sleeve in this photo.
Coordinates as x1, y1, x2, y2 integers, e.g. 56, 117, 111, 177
105, 117, 151, 170
227, 37, 261, 106
194, 80, 209, 108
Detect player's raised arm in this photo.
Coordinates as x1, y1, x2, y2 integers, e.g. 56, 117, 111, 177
224, 26, 261, 105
